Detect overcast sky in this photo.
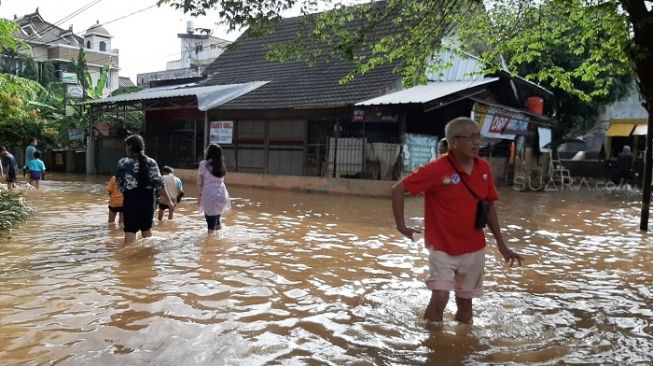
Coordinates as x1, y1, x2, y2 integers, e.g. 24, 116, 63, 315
0, 0, 243, 82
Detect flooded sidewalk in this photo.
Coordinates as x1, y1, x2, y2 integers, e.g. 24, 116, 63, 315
0, 173, 652, 365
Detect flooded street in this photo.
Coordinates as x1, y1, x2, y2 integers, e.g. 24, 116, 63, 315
1, 173, 652, 365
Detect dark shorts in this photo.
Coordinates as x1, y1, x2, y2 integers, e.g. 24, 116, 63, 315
123, 188, 155, 233
108, 205, 124, 213
205, 215, 221, 230
30, 171, 43, 180
5, 169, 16, 183
158, 203, 171, 210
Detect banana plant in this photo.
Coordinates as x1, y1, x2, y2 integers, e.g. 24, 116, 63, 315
85, 65, 109, 99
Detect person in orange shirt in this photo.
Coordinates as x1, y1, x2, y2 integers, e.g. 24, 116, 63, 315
392, 117, 523, 324
107, 175, 124, 224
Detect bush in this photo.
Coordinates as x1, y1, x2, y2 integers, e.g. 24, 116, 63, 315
0, 189, 32, 232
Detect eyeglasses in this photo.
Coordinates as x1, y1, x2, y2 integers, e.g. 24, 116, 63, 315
453, 133, 482, 141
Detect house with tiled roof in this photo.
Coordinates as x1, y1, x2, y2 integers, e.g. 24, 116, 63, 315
3, 8, 121, 94
89, 11, 554, 187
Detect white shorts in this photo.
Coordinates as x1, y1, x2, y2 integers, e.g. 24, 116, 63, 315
425, 247, 485, 298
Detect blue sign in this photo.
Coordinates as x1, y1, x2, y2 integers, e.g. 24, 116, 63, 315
403, 133, 438, 173
68, 128, 84, 141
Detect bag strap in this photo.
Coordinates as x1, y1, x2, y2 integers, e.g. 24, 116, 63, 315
446, 156, 481, 201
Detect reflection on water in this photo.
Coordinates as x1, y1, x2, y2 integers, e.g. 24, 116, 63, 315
0, 173, 652, 365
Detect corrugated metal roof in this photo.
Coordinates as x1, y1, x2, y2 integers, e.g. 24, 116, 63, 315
86, 81, 269, 111
355, 78, 498, 106
426, 50, 485, 82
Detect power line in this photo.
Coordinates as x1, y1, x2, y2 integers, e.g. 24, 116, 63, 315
22, 0, 105, 43
52, 0, 105, 27
40, 3, 159, 47
97, 3, 158, 28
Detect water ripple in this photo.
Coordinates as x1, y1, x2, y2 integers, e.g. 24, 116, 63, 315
0, 176, 651, 364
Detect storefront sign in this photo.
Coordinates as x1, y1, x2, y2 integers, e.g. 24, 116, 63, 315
353, 109, 364, 122
475, 103, 529, 140
210, 121, 233, 144
65, 105, 75, 117
61, 72, 78, 84
403, 133, 438, 173
68, 128, 84, 141
66, 84, 84, 98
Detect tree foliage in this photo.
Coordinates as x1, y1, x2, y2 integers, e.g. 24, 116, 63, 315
20, 58, 39, 81
457, 0, 634, 137
0, 19, 26, 53
460, 0, 632, 102
0, 47, 112, 148
40, 62, 59, 86
0, 74, 49, 148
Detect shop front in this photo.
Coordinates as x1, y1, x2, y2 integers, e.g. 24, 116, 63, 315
605, 119, 648, 184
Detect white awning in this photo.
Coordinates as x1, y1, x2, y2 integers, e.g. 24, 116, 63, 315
355, 78, 499, 106
632, 123, 648, 136
86, 81, 269, 111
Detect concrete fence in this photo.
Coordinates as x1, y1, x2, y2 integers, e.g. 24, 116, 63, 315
174, 169, 396, 197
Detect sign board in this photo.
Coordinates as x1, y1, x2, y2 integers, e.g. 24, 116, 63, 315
475, 103, 530, 140
66, 84, 84, 98
403, 133, 438, 173
210, 121, 233, 144
68, 128, 84, 141
61, 72, 78, 84
65, 105, 75, 117
353, 107, 398, 123
353, 109, 364, 122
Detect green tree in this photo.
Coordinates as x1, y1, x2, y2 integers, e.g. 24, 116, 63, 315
40, 62, 58, 86
69, 47, 90, 92
30, 49, 113, 146
1, 19, 29, 75
0, 19, 34, 230
20, 58, 39, 81
0, 19, 25, 52
0, 74, 45, 148
458, 0, 633, 139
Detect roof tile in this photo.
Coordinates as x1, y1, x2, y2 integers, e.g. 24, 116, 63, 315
202, 16, 401, 110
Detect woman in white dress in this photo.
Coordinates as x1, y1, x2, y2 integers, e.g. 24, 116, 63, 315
197, 144, 231, 233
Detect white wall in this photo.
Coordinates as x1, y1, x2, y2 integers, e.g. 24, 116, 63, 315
598, 85, 648, 122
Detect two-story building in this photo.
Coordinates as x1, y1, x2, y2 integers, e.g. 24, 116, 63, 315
5, 9, 121, 94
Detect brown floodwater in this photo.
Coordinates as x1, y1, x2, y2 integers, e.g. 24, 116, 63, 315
0, 173, 652, 365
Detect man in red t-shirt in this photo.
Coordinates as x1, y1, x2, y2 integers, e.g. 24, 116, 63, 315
392, 117, 523, 324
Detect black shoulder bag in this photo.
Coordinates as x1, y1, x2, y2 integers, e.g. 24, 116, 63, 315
446, 157, 491, 229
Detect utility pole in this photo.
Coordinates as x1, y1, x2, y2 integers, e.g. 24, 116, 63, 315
639, 99, 652, 231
